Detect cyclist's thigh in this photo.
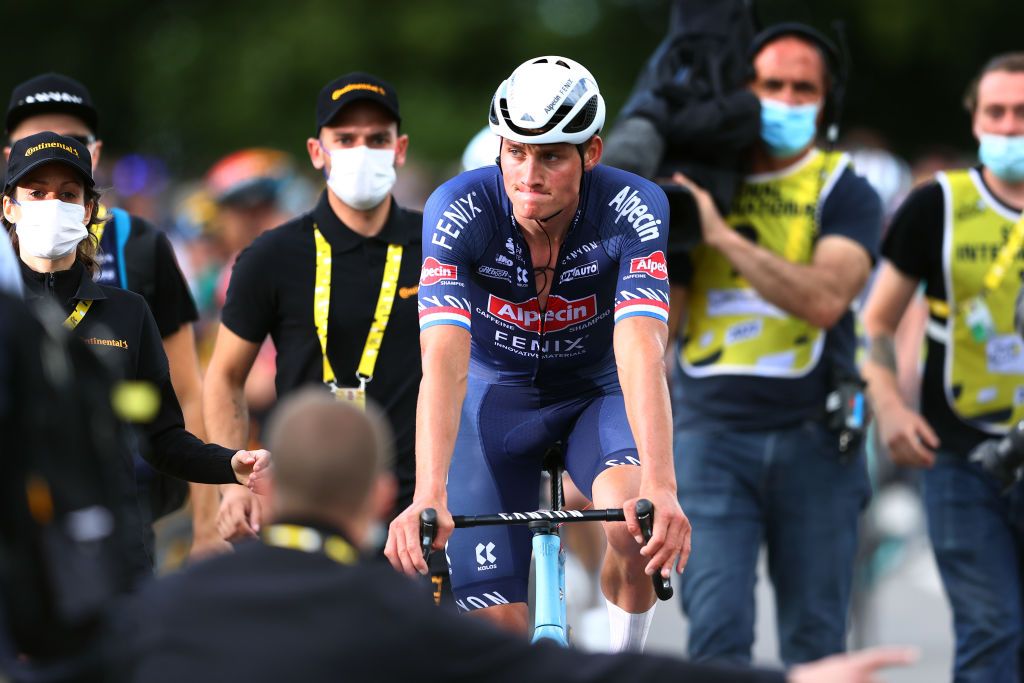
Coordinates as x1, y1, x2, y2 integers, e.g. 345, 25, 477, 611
446, 379, 552, 612
563, 391, 638, 501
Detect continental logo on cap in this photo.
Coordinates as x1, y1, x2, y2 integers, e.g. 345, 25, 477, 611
24, 142, 80, 158
332, 83, 386, 101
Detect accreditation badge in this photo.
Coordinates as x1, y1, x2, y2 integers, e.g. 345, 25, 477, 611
964, 295, 995, 343
327, 377, 368, 410
327, 384, 366, 410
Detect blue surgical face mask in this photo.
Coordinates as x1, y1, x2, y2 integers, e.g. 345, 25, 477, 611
759, 99, 819, 158
978, 134, 1024, 182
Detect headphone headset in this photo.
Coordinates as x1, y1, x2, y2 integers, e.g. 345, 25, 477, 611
748, 22, 848, 144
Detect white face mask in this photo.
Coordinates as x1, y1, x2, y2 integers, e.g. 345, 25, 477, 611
325, 146, 397, 211
11, 199, 88, 260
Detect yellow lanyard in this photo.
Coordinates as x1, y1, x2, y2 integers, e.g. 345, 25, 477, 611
929, 213, 1024, 320
982, 214, 1024, 294
63, 299, 93, 330
312, 223, 403, 389
262, 523, 358, 566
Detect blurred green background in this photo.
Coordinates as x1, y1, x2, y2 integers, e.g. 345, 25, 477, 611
2, 0, 1021, 177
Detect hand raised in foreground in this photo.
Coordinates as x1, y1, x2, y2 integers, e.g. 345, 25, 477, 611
789, 647, 918, 683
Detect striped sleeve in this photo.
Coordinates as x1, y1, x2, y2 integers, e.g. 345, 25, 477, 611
417, 176, 482, 332
609, 178, 670, 325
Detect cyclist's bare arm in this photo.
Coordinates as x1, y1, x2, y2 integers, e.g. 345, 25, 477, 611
385, 324, 470, 576
203, 324, 263, 539
613, 316, 691, 577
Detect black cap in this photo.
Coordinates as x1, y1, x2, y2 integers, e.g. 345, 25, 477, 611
5, 132, 94, 192
316, 72, 400, 131
6, 73, 98, 135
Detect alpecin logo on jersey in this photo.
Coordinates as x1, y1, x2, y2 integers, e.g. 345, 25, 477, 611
487, 294, 597, 333
608, 186, 661, 242
420, 257, 458, 286
629, 251, 668, 280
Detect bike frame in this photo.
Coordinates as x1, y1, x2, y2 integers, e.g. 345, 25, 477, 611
530, 520, 568, 646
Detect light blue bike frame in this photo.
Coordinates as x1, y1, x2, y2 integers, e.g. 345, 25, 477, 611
530, 529, 569, 646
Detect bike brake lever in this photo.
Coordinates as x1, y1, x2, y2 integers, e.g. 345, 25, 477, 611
420, 508, 438, 562
635, 498, 674, 601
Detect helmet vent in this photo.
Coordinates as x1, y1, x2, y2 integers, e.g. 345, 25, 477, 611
563, 96, 598, 134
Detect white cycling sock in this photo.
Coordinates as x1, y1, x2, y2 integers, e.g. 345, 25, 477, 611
605, 599, 656, 652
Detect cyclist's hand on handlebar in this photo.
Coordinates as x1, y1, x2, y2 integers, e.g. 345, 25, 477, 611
626, 489, 691, 578
385, 499, 452, 577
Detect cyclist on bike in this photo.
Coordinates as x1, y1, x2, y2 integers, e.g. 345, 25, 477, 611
385, 56, 691, 651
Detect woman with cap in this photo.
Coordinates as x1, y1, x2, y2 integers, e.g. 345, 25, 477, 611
2, 131, 268, 573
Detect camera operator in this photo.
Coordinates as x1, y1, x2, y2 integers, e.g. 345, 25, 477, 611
861, 53, 1024, 682
666, 23, 881, 666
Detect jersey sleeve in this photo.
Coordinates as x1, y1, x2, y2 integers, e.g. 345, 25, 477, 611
606, 178, 671, 325
418, 173, 491, 332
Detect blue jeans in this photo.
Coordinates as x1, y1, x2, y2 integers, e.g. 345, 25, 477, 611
675, 421, 870, 666
923, 451, 1024, 683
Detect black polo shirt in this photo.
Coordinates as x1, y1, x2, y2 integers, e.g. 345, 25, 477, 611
222, 192, 423, 507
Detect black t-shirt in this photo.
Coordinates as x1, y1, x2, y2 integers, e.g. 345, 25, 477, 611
222, 192, 422, 507
881, 169, 1024, 454
94, 211, 199, 338
20, 260, 235, 485
669, 165, 882, 430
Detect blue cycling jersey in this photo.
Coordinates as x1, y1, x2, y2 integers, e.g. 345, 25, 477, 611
419, 164, 671, 390
420, 163, 671, 612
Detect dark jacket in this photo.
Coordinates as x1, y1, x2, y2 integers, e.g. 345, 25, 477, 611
122, 520, 785, 683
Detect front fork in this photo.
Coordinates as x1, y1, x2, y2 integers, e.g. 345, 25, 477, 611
530, 522, 568, 647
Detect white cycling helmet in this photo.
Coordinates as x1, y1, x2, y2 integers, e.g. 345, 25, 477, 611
488, 56, 606, 146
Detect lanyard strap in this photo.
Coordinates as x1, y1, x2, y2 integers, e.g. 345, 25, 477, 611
982, 214, 1024, 294
926, 213, 1024, 321
262, 523, 358, 566
357, 243, 403, 380
64, 299, 93, 330
313, 225, 336, 384
312, 223, 403, 387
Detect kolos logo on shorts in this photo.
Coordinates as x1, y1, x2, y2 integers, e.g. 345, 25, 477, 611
629, 251, 668, 280
487, 294, 597, 333
420, 257, 458, 286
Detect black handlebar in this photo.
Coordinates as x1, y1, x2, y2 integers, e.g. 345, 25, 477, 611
418, 499, 674, 602
635, 499, 674, 601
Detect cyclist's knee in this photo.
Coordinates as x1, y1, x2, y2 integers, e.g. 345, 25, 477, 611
466, 602, 530, 635
603, 521, 644, 562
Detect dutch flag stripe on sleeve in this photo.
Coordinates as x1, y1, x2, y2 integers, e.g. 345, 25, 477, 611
613, 299, 670, 323
419, 306, 471, 331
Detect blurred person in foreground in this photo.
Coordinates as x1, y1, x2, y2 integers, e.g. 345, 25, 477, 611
204, 73, 423, 551
124, 388, 914, 683
0, 228, 20, 296
862, 53, 1024, 682
5, 73, 220, 557
668, 25, 881, 666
